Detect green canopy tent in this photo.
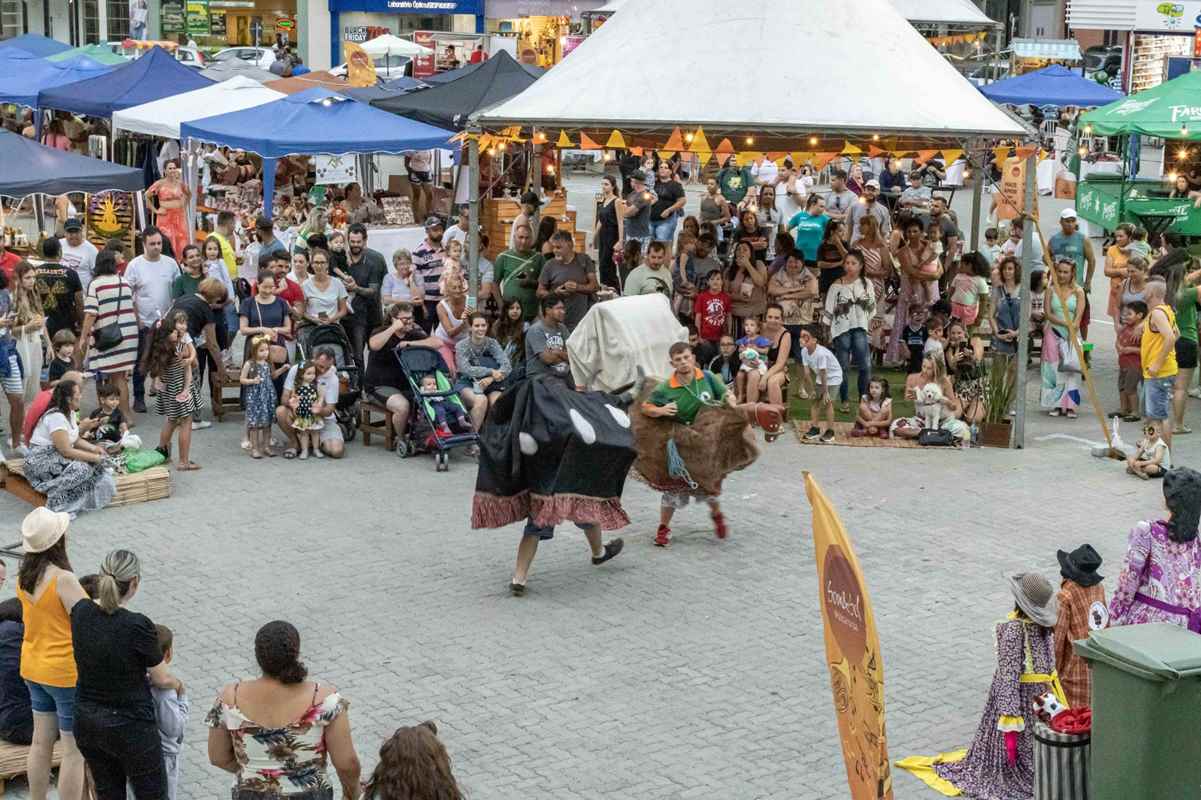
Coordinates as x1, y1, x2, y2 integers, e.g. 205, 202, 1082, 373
46, 44, 127, 65
1075, 70, 1201, 236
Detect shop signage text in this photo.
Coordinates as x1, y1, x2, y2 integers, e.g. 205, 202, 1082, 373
328, 0, 482, 14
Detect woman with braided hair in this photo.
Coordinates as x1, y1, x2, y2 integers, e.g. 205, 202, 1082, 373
208, 620, 362, 799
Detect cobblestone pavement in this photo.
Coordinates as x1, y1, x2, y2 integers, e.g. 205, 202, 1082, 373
0, 181, 1197, 799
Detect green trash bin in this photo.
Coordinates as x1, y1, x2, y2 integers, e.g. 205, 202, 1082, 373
1073, 623, 1201, 799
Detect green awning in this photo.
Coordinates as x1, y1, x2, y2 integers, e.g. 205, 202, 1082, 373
46, 44, 126, 66
1082, 69, 1201, 139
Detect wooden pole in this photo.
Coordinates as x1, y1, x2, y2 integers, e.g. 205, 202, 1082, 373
467, 127, 481, 311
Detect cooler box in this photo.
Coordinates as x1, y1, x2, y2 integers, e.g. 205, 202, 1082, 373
1073, 623, 1201, 799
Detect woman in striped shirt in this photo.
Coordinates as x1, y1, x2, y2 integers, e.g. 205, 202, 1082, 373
78, 251, 138, 420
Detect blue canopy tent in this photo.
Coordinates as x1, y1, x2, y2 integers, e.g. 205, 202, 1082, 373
180, 87, 457, 217
0, 54, 114, 108
0, 33, 71, 57
0, 129, 144, 196
979, 64, 1122, 108
341, 75, 427, 103
37, 46, 212, 118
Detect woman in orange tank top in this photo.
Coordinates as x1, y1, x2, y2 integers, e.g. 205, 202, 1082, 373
16, 508, 88, 800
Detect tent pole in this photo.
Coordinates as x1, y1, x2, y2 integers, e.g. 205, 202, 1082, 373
1013, 151, 1037, 449
969, 140, 983, 250
262, 158, 277, 219
468, 126, 481, 310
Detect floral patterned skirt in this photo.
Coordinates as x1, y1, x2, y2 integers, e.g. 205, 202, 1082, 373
23, 445, 116, 516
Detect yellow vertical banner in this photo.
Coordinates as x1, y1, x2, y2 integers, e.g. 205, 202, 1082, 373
804, 473, 893, 800
344, 42, 377, 88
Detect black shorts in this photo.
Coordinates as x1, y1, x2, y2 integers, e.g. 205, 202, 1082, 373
408, 170, 431, 185
1176, 337, 1198, 370
368, 385, 412, 406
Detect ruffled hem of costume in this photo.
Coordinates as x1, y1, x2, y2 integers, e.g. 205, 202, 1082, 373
472, 491, 630, 531
894, 750, 967, 796
996, 715, 1025, 732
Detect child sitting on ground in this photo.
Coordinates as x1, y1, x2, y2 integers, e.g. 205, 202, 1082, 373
152, 625, 188, 800
86, 383, 128, 451
420, 374, 472, 435
799, 325, 842, 444
852, 377, 893, 438
1128, 423, 1170, 479
1116, 301, 1146, 422
47, 329, 76, 386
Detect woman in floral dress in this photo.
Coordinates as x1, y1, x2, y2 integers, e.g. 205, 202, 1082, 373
1109, 466, 1201, 632
898, 573, 1064, 799
208, 620, 361, 798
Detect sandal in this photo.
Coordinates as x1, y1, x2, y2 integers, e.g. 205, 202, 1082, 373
177, 461, 202, 471
1065, 410, 1078, 419
1123, 414, 1142, 423
282, 449, 297, 459
1175, 425, 1193, 435
251, 450, 263, 460
591, 538, 625, 565
509, 581, 527, 597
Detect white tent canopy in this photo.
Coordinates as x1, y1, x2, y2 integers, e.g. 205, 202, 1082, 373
890, 0, 998, 26
112, 76, 285, 139
360, 34, 431, 58
479, 0, 1025, 137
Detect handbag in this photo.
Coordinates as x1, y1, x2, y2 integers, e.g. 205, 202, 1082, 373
1058, 335, 1081, 374
93, 279, 128, 353
918, 428, 954, 447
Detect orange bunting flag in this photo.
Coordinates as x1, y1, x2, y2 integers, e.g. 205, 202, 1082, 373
1015, 144, 1039, 159
556, 130, 574, 148
662, 126, 685, 152
579, 132, 601, 150
791, 152, 812, 167
629, 146, 643, 156
714, 137, 736, 156
658, 150, 677, 161
915, 149, 938, 164
841, 141, 862, 155
688, 127, 711, 154
605, 129, 627, 149
812, 152, 838, 170
867, 145, 887, 157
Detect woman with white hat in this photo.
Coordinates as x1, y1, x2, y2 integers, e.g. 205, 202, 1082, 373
898, 572, 1066, 799
16, 507, 88, 800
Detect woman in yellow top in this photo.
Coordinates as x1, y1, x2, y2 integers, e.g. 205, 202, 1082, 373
16, 507, 88, 800
1103, 223, 1134, 326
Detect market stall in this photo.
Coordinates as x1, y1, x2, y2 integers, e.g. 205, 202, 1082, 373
36, 46, 213, 118
0, 129, 144, 253
0, 34, 71, 57
980, 64, 1122, 108
46, 44, 128, 65
0, 54, 114, 108
1077, 69, 1201, 237
112, 76, 285, 140
179, 87, 457, 232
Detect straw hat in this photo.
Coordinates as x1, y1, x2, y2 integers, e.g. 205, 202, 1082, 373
1007, 572, 1058, 627
21, 508, 69, 554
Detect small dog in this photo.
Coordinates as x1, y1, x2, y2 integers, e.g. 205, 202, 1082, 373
914, 382, 945, 430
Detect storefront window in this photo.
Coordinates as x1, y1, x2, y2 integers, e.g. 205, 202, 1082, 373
1, 0, 23, 38
107, 0, 130, 38
82, 0, 100, 43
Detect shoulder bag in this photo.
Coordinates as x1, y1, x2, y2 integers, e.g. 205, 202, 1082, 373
93, 278, 127, 353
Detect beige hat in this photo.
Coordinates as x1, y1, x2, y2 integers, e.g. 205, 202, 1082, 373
1007, 572, 1058, 627
21, 508, 69, 554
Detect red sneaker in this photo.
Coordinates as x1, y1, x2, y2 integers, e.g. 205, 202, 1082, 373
712, 512, 728, 540
654, 524, 671, 547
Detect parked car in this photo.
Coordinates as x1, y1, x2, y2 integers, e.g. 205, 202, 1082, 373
330, 54, 411, 80
967, 63, 1010, 87
212, 46, 276, 69
1084, 45, 1122, 77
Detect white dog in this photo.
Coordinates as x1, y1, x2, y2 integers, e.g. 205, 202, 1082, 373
914, 382, 945, 430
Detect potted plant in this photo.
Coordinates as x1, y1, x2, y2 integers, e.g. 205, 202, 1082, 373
980, 354, 1017, 448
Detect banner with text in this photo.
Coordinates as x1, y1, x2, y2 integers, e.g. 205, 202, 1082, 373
804, 473, 892, 800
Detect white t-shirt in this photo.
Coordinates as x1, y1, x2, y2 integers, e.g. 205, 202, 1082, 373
1001, 236, 1046, 272
124, 254, 181, 326
30, 411, 78, 447
284, 364, 339, 406
752, 159, 779, 186
801, 343, 843, 386
60, 239, 99, 290
381, 271, 413, 302
302, 277, 348, 319
1137, 438, 1172, 470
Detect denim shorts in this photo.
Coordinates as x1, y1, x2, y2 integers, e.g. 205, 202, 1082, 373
26, 680, 76, 733
1144, 376, 1175, 420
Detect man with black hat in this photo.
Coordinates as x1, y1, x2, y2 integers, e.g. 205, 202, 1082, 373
1054, 544, 1106, 708
622, 170, 654, 250
412, 217, 446, 333
59, 218, 98, 291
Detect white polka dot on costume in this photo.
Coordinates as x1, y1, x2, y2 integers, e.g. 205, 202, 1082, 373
569, 409, 597, 444
519, 432, 538, 455
605, 404, 630, 428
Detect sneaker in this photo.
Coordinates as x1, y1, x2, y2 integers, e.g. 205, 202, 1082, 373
712, 512, 728, 540
820, 429, 836, 444
1190, 387, 1201, 399
803, 426, 822, 441
133, 399, 147, 414
191, 420, 213, 431
241, 439, 251, 450
654, 524, 671, 547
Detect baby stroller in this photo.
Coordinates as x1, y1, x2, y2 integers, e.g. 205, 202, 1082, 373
298, 323, 361, 442
395, 345, 478, 471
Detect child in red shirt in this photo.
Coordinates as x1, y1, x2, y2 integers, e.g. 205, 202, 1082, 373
693, 270, 732, 364
1117, 300, 1146, 421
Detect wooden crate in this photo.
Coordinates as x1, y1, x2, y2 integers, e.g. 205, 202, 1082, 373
0, 738, 62, 795
1, 461, 172, 508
